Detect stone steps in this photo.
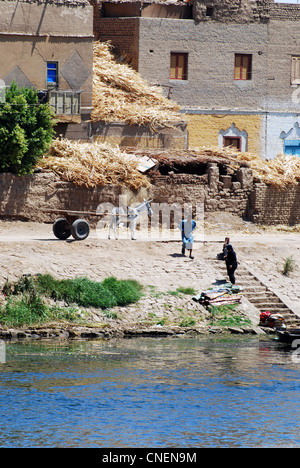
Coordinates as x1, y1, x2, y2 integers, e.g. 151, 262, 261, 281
212, 259, 300, 327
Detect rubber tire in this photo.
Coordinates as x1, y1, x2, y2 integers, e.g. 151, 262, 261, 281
71, 219, 90, 240
53, 218, 72, 240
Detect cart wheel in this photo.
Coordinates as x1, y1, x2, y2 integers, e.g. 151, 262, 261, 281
53, 218, 71, 240
71, 219, 90, 240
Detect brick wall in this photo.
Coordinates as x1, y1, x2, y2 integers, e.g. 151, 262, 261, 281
248, 183, 300, 225
97, 18, 140, 70
193, 0, 271, 24
270, 3, 300, 21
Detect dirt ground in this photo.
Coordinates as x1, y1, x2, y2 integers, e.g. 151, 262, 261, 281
0, 212, 299, 328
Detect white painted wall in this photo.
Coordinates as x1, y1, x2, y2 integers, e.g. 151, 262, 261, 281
263, 113, 300, 159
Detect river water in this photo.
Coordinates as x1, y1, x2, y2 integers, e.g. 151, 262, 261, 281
0, 335, 300, 448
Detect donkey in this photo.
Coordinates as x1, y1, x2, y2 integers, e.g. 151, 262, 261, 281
108, 199, 153, 240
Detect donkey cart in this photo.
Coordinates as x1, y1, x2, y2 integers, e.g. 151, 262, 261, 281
44, 199, 153, 241
45, 209, 94, 241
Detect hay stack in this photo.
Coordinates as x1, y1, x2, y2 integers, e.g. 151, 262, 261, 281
40, 138, 150, 190
228, 150, 300, 188
91, 41, 184, 129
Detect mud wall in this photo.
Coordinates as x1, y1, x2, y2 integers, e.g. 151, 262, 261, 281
0, 168, 299, 226
247, 182, 300, 225
0, 172, 122, 225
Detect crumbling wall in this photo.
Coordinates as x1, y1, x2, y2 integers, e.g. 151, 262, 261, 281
0, 168, 299, 226
150, 164, 254, 219
192, 0, 271, 23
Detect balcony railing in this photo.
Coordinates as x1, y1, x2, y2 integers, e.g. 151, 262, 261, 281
48, 90, 81, 115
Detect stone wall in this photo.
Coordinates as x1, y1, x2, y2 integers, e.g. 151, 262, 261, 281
192, 0, 271, 24
1, 166, 298, 227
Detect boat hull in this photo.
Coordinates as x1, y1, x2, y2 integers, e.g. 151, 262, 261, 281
276, 328, 300, 345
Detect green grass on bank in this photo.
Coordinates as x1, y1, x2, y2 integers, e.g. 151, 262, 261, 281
167, 287, 197, 297
209, 304, 251, 328
0, 274, 144, 327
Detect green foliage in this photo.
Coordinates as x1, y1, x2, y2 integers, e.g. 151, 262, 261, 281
209, 304, 251, 327
34, 274, 143, 309
1, 293, 48, 327
167, 286, 197, 296
1, 274, 143, 327
179, 316, 196, 327
0, 81, 54, 174
282, 256, 297, 277
1, 275, 83, 326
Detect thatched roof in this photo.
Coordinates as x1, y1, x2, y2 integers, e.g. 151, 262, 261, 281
41, 140, 300, 189
124, 147, 248, 167
124, 146, 300, 188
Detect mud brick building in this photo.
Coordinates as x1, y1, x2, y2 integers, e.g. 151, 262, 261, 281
0, 0, 94, 138
94, 0, 300, 159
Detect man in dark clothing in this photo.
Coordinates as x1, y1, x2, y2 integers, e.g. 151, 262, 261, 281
225, 244, 237, 285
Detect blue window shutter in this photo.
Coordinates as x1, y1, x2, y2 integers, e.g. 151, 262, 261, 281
284, 140, 300, 156
47, 62, 57, 84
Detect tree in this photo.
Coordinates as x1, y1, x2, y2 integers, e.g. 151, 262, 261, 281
0, 82, 54, 175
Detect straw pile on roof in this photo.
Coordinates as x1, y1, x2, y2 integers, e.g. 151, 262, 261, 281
191, 146, 300, 187
40, 138, 150, 190
125, 146, 300, 188
125, 146, 244, 167
91, 41, 184, 129
226, 149, 300, 188
40, 139, 300, 190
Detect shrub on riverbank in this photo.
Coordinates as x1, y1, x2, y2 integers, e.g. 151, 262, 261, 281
0, 274, 144, 327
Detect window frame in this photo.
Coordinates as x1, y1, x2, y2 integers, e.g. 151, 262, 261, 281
291, 56, 300, 85
234, 54, 252, 81
49, 90, 81, 115
47, 61, 58, 88
206, 6, 214, 17
223, 136, 242, 151
170, 52, 188, 81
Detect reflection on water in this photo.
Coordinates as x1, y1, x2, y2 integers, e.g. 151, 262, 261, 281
0, 335, 300, 448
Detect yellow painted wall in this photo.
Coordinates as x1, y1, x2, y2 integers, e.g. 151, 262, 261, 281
186, 113, 263, 155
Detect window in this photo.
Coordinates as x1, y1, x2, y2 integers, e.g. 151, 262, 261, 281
291, 56, 300, 85
47, 62, 58, 87
219, 124, 247, 152
170, 53, 188, 80
234, 54, 252, 81
223, 137, 241, 151
284, 139, 300, 156
206, 6, 214, 17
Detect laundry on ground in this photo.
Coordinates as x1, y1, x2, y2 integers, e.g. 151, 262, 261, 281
192, 283, 243, 307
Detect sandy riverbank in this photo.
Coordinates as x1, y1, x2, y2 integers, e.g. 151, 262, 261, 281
0, 213, 299, 339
